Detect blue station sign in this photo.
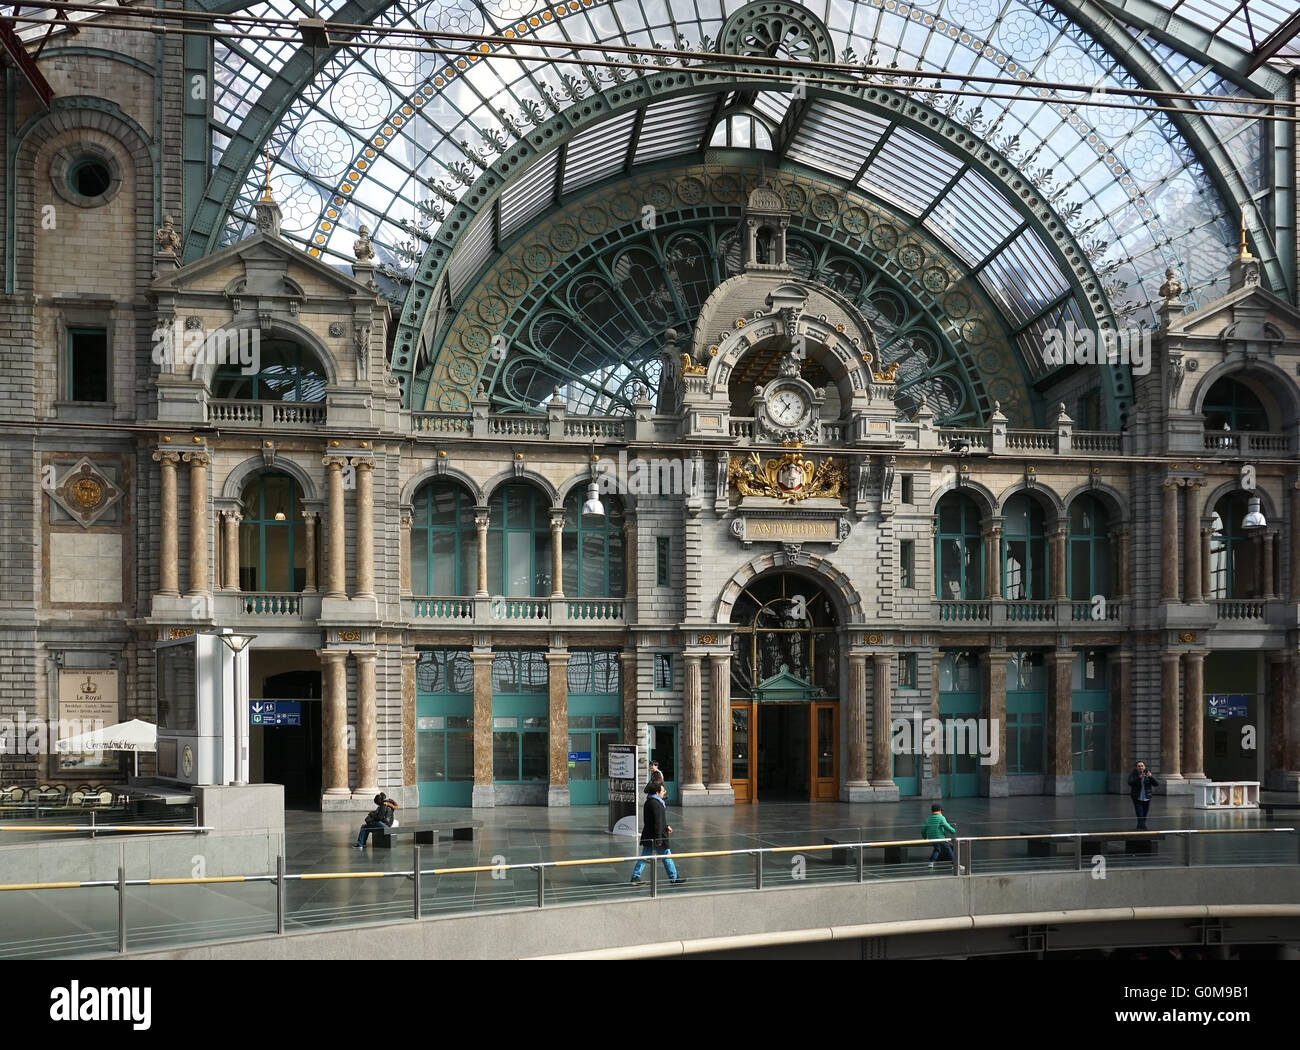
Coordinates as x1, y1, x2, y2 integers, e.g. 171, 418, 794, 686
250, 701, 302, 726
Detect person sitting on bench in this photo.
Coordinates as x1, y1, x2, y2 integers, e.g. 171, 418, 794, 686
354, 792, 398, 849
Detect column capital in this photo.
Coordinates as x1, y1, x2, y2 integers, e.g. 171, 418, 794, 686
1161, 477, 1181, 490
469, 650, 495, 666
181, 450, 210, 467
400, 513, 412, 529
474, 511, 490, 528
353, 650, 378, 664
219, 509, 242, 523
350, 456, 375, 472
152, 449, 180, 464
301, 509, 320, 523
1182, 477, 1205, 490
543, 649, 571, 664
316, 648, 348, 664
322, 454, 348, 468
549, 510, 565, 529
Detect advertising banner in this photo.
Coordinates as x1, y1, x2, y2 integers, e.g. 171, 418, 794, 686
607, 743, 639, 835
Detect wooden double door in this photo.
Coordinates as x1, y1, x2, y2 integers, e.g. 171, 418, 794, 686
731, 700, 838, 803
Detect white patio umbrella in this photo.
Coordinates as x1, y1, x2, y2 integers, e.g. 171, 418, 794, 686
55, 718, 157, 776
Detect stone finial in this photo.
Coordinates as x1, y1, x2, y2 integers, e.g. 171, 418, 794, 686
353, 225, 376, 262
155, 214, 181, 255
1158, 267, 1182, 301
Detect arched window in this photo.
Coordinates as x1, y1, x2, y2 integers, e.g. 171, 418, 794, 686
1002, 495, 1047, 600
934, 493, 983, 600
488, 483, 552, 596
1067, 496, 1112, 601
1203, 377, 1269, 432
562, 490, 625, 598
213, 338, 328, 402
728, 574, 838, 698
410, 479, 476, 596
1209, 491, 1258, 598
238, 473, 308, 592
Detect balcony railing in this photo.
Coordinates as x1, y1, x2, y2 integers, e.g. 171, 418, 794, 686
1073, 431, 1122, 454
1002, 600, 1056, 622
208, 400, 327, 427
404, 596, 628, 627
412, 598, 474, 620
488, 416, 548, 437
1217, 600, 1267, 621
412, 413, 472, 435
1071, 599, 1123, 622
1203, 431, 1291, 455
1006, 430, 1054, 452
241, 593, 303, 615
937, 601, 991, 622
564, 419, 626, 440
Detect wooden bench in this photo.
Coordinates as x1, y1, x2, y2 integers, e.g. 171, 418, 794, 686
370, 820, 483, 849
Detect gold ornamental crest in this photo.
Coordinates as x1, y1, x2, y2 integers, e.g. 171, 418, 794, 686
729, 450, 846, 504
71, 477, 104, 509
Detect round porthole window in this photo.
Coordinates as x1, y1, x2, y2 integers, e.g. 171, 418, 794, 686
67, 157, 112, 199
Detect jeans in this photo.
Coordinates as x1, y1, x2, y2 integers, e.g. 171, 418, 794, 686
928, 840, 954, 864
1133, 798, 1150, 828
631, 844, 678, 881
356, 818, 387, 847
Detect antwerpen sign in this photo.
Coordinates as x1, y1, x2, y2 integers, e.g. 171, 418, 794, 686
729, 514, 852, 548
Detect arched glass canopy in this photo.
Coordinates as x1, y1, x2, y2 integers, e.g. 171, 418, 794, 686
191, 0, 1287, 422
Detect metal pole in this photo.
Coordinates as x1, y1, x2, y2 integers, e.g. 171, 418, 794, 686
117, 843, 126, 954
413, 844, 422, 920
754, 849, 763, 889
650, 853, 658, 898
857, 843, 865, 883
1073, 835, 1082, 871
1184, 832, 1192, 867
276, 854, 285, 935
535, 865, 544, 908
90, 809, 96, 839
951, 837, 960, 875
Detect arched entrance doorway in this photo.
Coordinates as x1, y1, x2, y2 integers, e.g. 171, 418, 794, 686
728, 573, 839, 802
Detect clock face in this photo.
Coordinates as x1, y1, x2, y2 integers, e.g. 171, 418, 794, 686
767, 387, 809, 427
181, 746, 194, 777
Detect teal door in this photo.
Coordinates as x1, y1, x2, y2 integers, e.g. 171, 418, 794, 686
893, 745, 920, 796
938, 651, 980, 797
1071, 650, 1109, 794
650, 724, 678, 803
416, 650, 474, 807
567, 717, 621, 805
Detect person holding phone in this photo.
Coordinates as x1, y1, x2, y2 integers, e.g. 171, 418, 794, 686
1128, 761, 1159, 830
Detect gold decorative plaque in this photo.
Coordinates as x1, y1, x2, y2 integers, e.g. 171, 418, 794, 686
338, 629, 361, 643
729, 450, 846, 504
698, 633, 718, 645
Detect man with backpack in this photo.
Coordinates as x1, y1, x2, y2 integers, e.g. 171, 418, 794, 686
354, 792, 398, 849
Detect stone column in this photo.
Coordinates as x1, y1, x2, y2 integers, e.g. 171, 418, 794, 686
471, 651, 495, 807
1183, 481, 1203, 603
1112, 525, 1131, 600
1161, 479, 1180, 602
982, 521, 1003, 599
1262, 529, 1277, 599
182, 450, 210, 596
871, 653, 895, 788
1046, 650, 1074, 794
682, 652, 704, 792
475, 508, 490, 596
707, 652, 732, 795
1290, 478, 1300, 601
153, 450, 181, 597
1200, 525, 1213, 601
1049, 527, 1068, 600
981, 650, 1008, 796
353, 459, 375, 599
354, 651, 378, 796
1110, 651, 1133, 790
623, 518, 637, 596
323, 456, 347, 599
1160, 652, 1182, 781
1182, 650, 1205, 781
399, 510, 412, 595
302, 511, 319, 593
926, 651, 943, 794
619, 650, 638, 745
320, 650, 350, 798
1283, 652, 1300, 789
549, 511, 564, 599
845, 651, 869, 792
401, 651, 417, 787
221, 510, 241, 591
545, 649, 571, 806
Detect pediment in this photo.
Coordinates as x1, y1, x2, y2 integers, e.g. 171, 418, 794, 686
1170, 283, 1300, 343
752, 664, 816, 702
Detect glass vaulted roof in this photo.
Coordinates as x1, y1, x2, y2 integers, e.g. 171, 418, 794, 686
199, 0, 1281, 418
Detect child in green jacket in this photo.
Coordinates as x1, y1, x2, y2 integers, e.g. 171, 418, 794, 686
922, 804, 960, 869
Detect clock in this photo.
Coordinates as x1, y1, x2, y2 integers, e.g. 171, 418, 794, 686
181, 745, 194, 778
767, 385, 811, 428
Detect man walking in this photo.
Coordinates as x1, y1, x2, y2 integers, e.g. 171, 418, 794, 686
631, 781, 685, 886
1128, 761, 1159, 830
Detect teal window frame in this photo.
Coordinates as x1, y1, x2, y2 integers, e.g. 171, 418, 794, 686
653, 653, 673, 690
415, 650, 475, 802
1067, 496, 1113, 601
213, 338, 327, 402
411, 479, 476, 596
934, 493, 984, 600
562, 489, 625, 598
1210, 492, 1259, 599
1002, 495, 1047, 600
900, 540, 915, 589
491, 650, 548, 783
238, 472, 306, 592
66, 326, 109, 403
656, 536, 671, 587
488, 483, 552, 597
1202, 377, 1269, 432
1005, 651, 1046, 775
1070, 649, 1110, 780
899, 652, 918, 689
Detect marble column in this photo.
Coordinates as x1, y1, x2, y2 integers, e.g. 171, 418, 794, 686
1290, 479, 1300, 601
1181, 650, 1205, 781
1183, 481, 1203, 603
1046, 650, 1074, 793
871, 653, 895, 787
353, 459, 375, 599
323, 456, 347, 599
1262, 529, 1277, 599
623, 519, 637, 597
1160, 652, 1182, 780
682, 652, 704, 791
354, 651, 378, 795
1110, 651, 1133, 789
321, 650, 350, 797
981, 650, 1008, 796
845, 651, 869, 790
707, 652, 732, 793
183, 450, 210, 596
302, 511, 318, 593
1113, 525, 1131, 600
153, 450, 180, 597
1161, 479, 1180, 602
1200, 525, 1213, 601
549, 512, 564, 599
471, 651, 495, 808
619, 650, 638, 746
1049, 527, 1068, 600
475, 509, 490, 596
401, 651, 417, 787
221, 510, 241, 591
983, 522, 1003, 598
545, 649, 571, 806
399, 510, 412, 595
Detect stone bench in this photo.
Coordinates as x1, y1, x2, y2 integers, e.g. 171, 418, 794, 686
371, 820, 483, 849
